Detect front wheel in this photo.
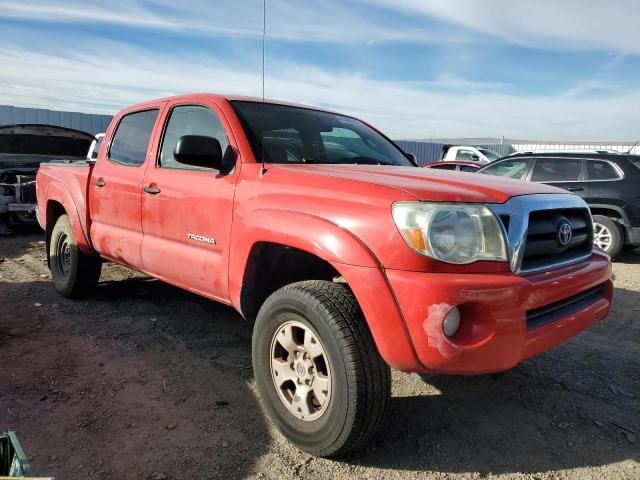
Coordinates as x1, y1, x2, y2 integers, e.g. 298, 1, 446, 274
50, 214, 102, 298
592, 215, 623, 258
252, 280, 390, 457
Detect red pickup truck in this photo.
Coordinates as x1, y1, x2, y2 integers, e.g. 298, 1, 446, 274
36, 93, 613, 457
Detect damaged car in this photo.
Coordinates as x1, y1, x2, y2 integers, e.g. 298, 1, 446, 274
0, 124, 96, 235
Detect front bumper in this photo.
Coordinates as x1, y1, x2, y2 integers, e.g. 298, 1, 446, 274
385, 250, 612, 374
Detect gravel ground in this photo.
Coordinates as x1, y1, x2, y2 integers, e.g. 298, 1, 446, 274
1, 232, 638, 480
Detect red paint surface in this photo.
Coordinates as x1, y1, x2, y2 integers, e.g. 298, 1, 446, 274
36, 93, 613, 373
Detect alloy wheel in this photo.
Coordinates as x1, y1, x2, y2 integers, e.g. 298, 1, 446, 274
593, 222, 612, 251
270, 319, 332, 422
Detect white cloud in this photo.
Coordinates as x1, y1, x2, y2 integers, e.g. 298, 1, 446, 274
1, 41, 639, 141
361, 0, 640, 54
0, 0, 473, 45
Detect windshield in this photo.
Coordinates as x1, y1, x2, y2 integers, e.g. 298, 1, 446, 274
231, 101, 413, 166
478, 148, 501, 161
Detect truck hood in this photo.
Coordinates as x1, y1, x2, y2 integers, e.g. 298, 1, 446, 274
0, 124, 94, 169
270, 164, 565, 204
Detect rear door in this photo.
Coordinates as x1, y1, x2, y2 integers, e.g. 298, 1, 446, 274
584, 158, 626, 211
140, 101, 239, 301
89, 107, 162, 269
530, 156, 588, 199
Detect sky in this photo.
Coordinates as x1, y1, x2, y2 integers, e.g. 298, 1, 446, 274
1, 0, 640, 141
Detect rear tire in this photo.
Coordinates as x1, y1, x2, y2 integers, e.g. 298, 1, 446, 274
592, 215, 623, 258
50, 214, 102, 298
252, 280, 390, 457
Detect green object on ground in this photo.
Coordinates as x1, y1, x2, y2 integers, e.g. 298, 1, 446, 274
0, 431, 31, 477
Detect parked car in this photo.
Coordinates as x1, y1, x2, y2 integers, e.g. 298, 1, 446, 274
440, 144, 501, 164
478, 152, 640, 257
0, 124, 95, 235
36, 93, 612, 457
423, 160, 481, 172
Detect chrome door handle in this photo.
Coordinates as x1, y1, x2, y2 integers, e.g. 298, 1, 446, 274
143, 186, 161, 195
94, 180, 105, 187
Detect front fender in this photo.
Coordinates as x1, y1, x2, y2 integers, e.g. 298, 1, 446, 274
228, 209, 422, 371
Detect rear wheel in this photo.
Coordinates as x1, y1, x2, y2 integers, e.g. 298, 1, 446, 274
50, 214, 102, 297
252, 280, 390, 457
592, 215, 623, 258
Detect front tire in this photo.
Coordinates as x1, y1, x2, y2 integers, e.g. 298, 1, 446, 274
252, 280, 390, 457
592, 215, 623, 258
50, 214, 102, 298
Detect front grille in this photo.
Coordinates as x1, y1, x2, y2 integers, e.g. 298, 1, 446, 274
526, 284, 606, 330
519, 208, 593, 273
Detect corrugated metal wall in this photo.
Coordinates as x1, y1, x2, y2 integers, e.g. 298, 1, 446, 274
0, 105, 112, 136
395, 140, 515, 165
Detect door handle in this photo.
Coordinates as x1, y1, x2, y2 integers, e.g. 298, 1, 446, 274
143, 186, 161, 195
94, 180, 105, 187
566, 186, 584, 192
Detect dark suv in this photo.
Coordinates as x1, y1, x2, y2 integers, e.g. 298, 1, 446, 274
478, 152, 640, 257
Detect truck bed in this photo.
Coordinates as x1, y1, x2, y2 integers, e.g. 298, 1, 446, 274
36, 162, 92, 248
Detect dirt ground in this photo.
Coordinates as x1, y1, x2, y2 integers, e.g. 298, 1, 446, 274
1, 232, 638, 480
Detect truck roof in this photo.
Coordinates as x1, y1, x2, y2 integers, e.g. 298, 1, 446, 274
121, 93, 338, 116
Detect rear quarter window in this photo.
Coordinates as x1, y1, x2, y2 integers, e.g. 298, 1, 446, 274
587, 160, 622, 180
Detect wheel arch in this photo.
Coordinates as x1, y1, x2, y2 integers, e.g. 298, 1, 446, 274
229, 209, 421, 371
590, 205, 629, 243
229, 209, 381, 316
43, 182, 94, 259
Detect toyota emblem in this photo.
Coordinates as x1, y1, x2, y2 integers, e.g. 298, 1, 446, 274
557, 222, 572, 246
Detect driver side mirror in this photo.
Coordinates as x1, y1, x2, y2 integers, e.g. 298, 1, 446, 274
174, 135, 223, 170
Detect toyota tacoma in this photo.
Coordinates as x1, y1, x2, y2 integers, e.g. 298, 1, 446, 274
36, 94, 613, 457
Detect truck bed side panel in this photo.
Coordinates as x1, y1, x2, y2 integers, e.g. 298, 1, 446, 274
36, 163, 94, 255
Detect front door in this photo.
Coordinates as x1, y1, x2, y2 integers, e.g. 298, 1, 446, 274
89, 108, 161, 270
140, 102, 238, 302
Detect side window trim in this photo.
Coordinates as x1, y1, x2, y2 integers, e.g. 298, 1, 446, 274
156, 103, 230, 172
107, 108, 160, 168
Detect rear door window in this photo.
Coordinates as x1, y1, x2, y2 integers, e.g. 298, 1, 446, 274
586, 160, 621, 180
109, 109, 159, 166
531, 158, 582, 182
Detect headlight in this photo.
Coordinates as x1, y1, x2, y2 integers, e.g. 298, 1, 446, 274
392, 202, 507, 264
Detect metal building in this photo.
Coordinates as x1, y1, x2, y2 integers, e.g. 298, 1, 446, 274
0, 105, 112, 136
